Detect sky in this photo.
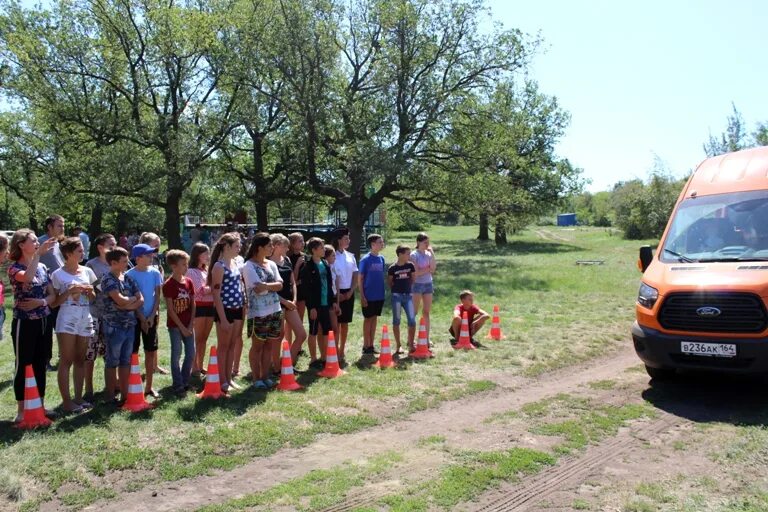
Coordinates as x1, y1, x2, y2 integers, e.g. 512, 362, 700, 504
10, 0, 768, 193
486, 0, 768, 191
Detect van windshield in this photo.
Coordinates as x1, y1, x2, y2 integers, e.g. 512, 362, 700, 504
661, 189, 768, 263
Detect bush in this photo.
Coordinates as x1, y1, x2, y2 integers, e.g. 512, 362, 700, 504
611, 173, 685, 240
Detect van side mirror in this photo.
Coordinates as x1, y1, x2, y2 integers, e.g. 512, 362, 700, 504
638, 245, 653, 273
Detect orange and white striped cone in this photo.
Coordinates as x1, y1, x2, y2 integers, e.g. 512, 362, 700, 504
122, 353, 153, 412
318, 331, 345, 378
374, 325, 396, 368
411, 317, 433, 359
277, 339, 303, 391
15, 365, 52, 429
197, 346, 226, 399
454, 311, 475, 350
486, 305, 506, 341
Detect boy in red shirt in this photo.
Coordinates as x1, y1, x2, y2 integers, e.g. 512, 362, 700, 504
162, 250, 196, 396
449, 290, 490, 346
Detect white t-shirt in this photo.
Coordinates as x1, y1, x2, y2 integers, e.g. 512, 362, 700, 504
242, 260, 282, 318
333, 250, 358, 290
51, 266, 97, 308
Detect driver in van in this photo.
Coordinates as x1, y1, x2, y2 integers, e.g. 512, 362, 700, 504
702, 221, 724, 251
742, 215, 768, 251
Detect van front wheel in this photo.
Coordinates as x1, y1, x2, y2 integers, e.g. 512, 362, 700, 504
645, 365, 676, 381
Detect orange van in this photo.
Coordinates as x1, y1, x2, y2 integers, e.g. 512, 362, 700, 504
633, 146, 768, 379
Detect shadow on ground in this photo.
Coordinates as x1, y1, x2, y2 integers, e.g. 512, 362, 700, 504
437, 258, 551, 292
643, 372, 768, 427
438, 238, 584, 257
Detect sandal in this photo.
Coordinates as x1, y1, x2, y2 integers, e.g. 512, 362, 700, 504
62, 404, 83, 415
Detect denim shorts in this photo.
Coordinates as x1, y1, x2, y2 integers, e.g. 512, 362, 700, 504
103, 321, 135, 368
412, 282, 434, 295
391, 293, 416, 327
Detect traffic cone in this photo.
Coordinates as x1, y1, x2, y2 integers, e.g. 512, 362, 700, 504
277, 340, 303, 391
486, 305, 506, 341
122, 353, 153, 412
454, 311, 475, 350
318, 331, 344, 378
197, 346, 226, 399
15, 365, 52, 429
374, 325, 396, 368
411, 317, 433, 359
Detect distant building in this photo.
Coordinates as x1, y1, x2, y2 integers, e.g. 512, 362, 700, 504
557, 213, 577, 227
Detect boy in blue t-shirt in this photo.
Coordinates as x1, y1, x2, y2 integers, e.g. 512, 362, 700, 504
126, 244, 163, 398
358, 234, 385, 355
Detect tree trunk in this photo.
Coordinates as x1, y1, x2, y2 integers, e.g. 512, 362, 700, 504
346, 201, 365, 261
165, 187, 183, 249
88, 202, 103, 236
478, 213, 489, 240
28, 207, 38, 234
494, 217, 507, 246
116, 210, 129, 237
251, 131, 269, 231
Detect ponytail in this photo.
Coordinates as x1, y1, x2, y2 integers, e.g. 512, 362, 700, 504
207, 232, 239, 285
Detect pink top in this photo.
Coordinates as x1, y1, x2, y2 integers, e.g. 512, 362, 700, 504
185, 267, 213, 305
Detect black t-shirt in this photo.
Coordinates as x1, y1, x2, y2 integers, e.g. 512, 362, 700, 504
388, 262, 416, 294
274, 256, 294, 300
289, 251, 309, 297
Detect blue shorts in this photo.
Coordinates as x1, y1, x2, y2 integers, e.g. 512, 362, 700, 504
412, 282, 434, 295
103, 321, 135, 368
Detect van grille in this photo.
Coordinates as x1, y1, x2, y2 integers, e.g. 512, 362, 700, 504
658, 292, 768, 334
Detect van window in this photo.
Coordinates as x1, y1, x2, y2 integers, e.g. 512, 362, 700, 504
661, 190, 768, 262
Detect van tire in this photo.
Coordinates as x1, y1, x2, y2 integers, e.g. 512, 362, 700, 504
645, 365, 676, 381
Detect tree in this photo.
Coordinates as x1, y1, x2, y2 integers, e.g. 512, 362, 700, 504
570, 191, 612, 227
0, 0, 241, 248
217, 0, 311, 230
703, 103, 749, 157
0, 112, 55, 231
403, 79, 582, 245
755, 122, 768, 147
265, 0, 533, 254
611, 159, 684, 240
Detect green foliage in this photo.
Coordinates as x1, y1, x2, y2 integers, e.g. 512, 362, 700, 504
610, 160, 686, 240
569, 191, 613, 227
416, 79, 584, 243
384, 201, 433, 233
704, 104, 750, 157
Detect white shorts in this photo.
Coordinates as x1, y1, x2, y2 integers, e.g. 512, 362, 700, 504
56, 306, 96, 337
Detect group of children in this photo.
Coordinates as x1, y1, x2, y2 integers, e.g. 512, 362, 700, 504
2, 217, 494, 422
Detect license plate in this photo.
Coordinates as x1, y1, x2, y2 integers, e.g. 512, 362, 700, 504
680, 341, 737, 358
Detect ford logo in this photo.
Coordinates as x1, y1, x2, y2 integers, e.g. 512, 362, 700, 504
696, 306, 721, 317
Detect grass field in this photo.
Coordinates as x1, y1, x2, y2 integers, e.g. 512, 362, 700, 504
0, 225, 649, 510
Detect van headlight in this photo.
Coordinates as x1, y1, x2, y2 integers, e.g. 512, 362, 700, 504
637, 283, 659, 309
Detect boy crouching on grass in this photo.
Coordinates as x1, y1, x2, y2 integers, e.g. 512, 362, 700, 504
449, 290, 490, 346
162, 250, 196, 396
101, 247, 143, 404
